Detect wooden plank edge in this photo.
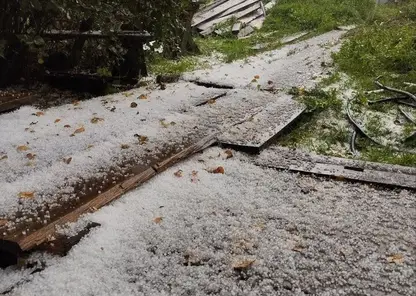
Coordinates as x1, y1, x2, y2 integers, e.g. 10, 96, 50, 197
3, 133, 218, 257
17, 167, 156, 251
0, 95, 36, 113
218, 108, 306, 154
254, 162, 416, 190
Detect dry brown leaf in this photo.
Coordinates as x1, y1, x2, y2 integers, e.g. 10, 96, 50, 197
191, 170, 199, 183
64, 124, 71, 128
121, 144, 130, 149
35, 111, 44, 117
72, 100, 80, 106
63, 157, 72, 164
17, 145, 29, 152
207, 99, 216, 105
225, 150, 233, 159
210, 166, 225, 174
91, 117, 104, 124
139, 135, 148, 145
139, 94, 147, 100
254, 75, 260, 79
153, 217, 163, 224
174, 170, 183, 178
232, 259, 256, 271
26, 153, 36, 160
74, 126, 85, 134
54, 119, 61, 123
0, 219, 7, 227
335, 175, 345, 181
292, 244, 305, 253
0, 154, 7, 161
19, 191, 35, 199
87, 144, 94, 149
387, 254, 404, 264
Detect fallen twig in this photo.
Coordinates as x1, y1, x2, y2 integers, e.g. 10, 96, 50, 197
349, 130, 359, 156
398, 100, 416, 108
399, 107, 416, 124
346, 99, 384, 147
404, 82, 416, 88
375, 78, 416, 103
368, 96, 407, 105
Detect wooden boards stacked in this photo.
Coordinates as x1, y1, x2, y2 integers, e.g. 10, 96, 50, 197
192, 0, 267, 37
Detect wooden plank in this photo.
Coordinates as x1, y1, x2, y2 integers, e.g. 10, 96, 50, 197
193, 0, 249, 28
253, 146, 416, 190
218, 95, 305, 152
195, 0, 229, 17
153, 134, 218, 172
0, 95, 36, 113
247, 15, 265, 29
232, 22, 242, 34
197, 2, 261, 32
17, 167, 156, 251
2, 132, 219, 259
219, 0, 260, 18
39, 30, 152, 40
237, 8, 263, 25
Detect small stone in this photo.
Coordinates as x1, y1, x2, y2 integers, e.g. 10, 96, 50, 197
130, 102, 138, 108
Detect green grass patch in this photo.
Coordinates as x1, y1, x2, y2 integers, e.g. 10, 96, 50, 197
148, 55, 205, 75
262, 0, 375, 34
334, 1, 416, 89
359, 145, 416, 167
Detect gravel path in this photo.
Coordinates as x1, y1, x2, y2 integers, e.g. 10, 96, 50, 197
2, 147, 414, 296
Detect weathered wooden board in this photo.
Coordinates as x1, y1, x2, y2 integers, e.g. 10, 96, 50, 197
253, 146, 416, 190
0, 95, 36, 113
238, 8, 264, 25
197, 2, 261, 32
193, 0, 248, 28
218, 95, 305, 153
219, 0, 260, 18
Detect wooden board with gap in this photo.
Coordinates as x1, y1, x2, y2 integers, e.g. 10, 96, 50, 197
253, 146, 416, 189
217, 95, 305, 153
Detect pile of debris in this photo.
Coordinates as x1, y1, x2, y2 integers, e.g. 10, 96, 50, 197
192, 0, 276, 38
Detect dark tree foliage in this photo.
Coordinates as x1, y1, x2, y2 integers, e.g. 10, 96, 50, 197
0, 0, 200, 85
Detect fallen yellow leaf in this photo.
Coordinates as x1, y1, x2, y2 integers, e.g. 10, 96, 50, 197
19, 191, 35, 199
153, 217, 163, 224
91, 117, 104, 124
139, 94, 147, 100
387, 254, 404, 264
54, 119, 61, 123
35, 111, 44, 117
74, 126, 85, 134
123, 92, 134, 97
160, 120, 170, 128
17, 145, 30, 152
